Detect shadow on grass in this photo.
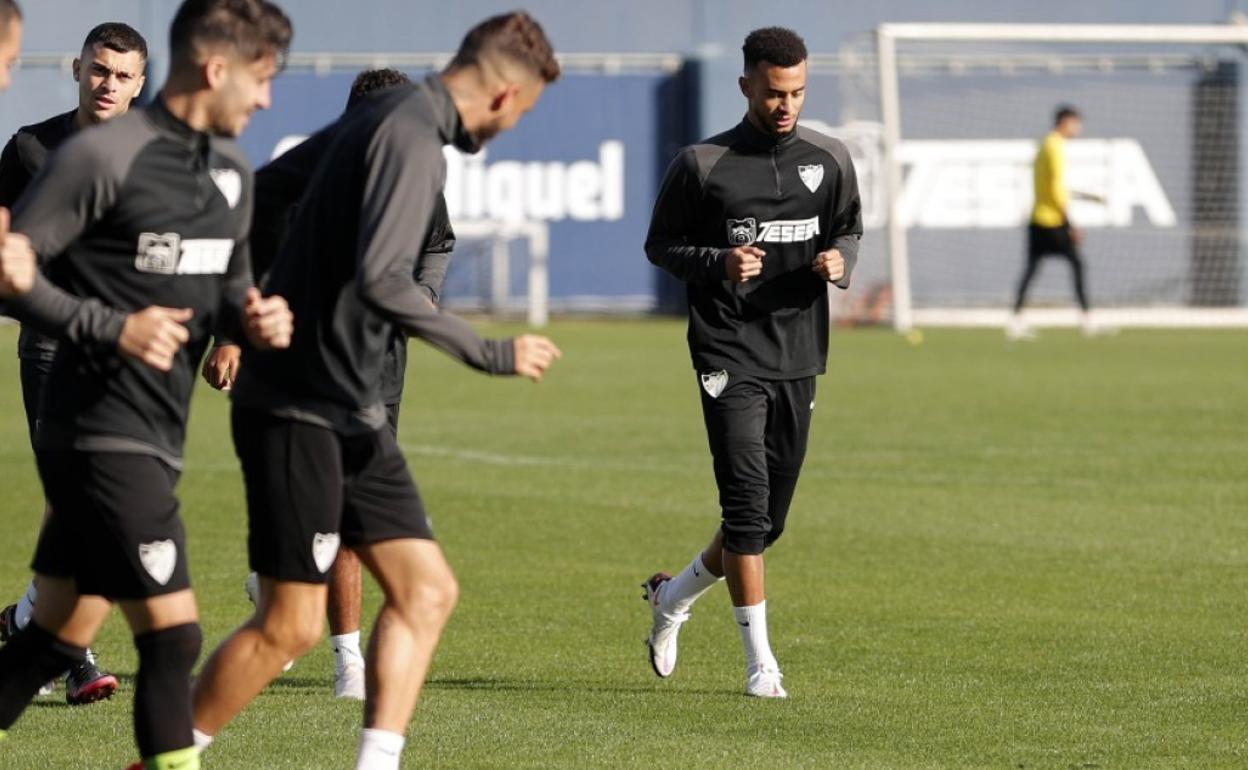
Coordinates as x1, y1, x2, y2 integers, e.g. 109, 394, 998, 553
425, 676, 732, 697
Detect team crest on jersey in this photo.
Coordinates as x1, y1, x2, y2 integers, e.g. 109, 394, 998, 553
210, 168, 243, 209
798, 164, 824, 193
312, 532, 341, 574
138, 540, 177, 585
726, 218, 757, 246
700, 370, 728, 399
135, 232, 182, 274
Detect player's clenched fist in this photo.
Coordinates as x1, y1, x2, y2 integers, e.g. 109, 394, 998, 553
202, 343, 242, 391
242, 287, 293, 350
812, 249, 845, 282
119, 306, 193, 372
513, 334, 562, 382
724, 245, 765, 283
0, 209, 36, 298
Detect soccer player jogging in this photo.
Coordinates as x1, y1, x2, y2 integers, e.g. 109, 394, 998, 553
0, 0, 27, 298
0, 2, 294, 767
189, 13, 561, 769
1008, 104, 1108, 340
642, 27, 862, 698
205, 67, 460, 700
0, 21, 151, 705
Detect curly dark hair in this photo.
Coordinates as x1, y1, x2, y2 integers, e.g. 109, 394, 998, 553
742, 27, 807, 72
450, 11, 560, 84
345, 67, 411, 111
170, 0, 292, 67
83, 22, 149, 61
1054, 104, 1081, 126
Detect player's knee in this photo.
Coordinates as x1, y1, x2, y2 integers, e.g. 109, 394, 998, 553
720, 519, 768, 556
396, 571, 458, 627
135, 623, 202, 680
260, 609, 321, 657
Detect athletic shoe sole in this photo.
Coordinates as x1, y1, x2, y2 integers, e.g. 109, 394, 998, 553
67, 672, 119, 705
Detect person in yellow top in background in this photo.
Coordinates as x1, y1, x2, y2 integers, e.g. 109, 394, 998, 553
1008, 105, 1108, 340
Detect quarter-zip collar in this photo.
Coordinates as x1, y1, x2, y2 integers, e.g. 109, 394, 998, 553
422, 74, 480, 155
737, 115, 799, 153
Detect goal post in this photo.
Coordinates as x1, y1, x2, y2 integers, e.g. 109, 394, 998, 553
871, 23, 1248, 331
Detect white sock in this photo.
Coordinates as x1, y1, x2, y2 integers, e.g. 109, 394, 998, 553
733, 601, 779, 672
661, 554, 722, 615
192, 728, 214, 753
14, 580, 36, 630
355, 728, 405, 770
330, 631, 363, 669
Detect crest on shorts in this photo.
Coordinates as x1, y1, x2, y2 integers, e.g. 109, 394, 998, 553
135, 232, 181, 275
798, 164, 824, 193
700, 369, 728, 399
138, 540, 177, 586
312, 532, 341, 574
210, 168, 243, 209
726, 218, 757, 246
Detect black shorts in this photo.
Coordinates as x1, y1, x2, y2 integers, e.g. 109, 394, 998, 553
19, 356, 52, 448
32, 451, 189, 599
1027, 223, 1080, 262
698, 370, 815, 556
232, 407, 433, 584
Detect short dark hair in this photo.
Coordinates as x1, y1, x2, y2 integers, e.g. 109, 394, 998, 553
742, 27, 807, 72
1055, 104, 1081, 125
169, 0, 292, 68
450, 11, 560, 84
0, 0, 20, 27
345, 68, 410, 111
83, 22, 149, 61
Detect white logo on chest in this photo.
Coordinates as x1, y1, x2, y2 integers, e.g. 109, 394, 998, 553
210, 168, 242, 209
312, 532, 341, 574
798, 164, 824, 193
138, 540, 177, 585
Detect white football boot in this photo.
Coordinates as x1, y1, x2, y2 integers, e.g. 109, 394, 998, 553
333, 657, 366, 700
745, 665, 787, 699
642, 572, 688, 678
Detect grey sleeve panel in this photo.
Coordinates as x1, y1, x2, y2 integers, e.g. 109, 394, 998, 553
213, 143, 256, 344
413, 193, 455, 302
644, 146, 730, 284
356, 105, 515, 376
7, 117, 152, 348
797, 127, 864, 290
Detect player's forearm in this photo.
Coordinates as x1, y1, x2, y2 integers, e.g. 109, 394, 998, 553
645, 240, 728, 284
6, 273, 126, 348
360, 279, 514, 375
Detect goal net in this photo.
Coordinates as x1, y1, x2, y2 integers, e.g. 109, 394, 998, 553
436, 220, 550, 328
838, 24, 1248, 330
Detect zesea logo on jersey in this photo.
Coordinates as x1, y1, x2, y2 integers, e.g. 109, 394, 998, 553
135, 234, 234, 275
726, 216, 822, 245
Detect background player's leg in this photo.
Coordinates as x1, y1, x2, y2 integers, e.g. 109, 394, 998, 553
1009, 226, 1045, 340
0, 577, 103, 734
192, 579, 327, 737
353, 538, 457, 767
327, 549, 365, 699
119, 590, 201, 769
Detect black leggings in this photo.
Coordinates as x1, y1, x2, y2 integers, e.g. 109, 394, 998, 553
1015, 224, 1089, 312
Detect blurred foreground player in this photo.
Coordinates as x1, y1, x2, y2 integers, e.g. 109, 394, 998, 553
642, 27, 862, 698
0, 1, 293, 766
189, 12, 561, 770
0, 21, 151, 705
0, 0, 19, 92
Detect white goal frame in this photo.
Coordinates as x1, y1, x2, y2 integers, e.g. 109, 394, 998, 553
875, 23, 1248, 331
449, 220, 551, 328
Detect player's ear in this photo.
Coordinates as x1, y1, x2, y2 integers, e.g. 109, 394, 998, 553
489, 83, 519, 115
72, 58, 81, 84
738, 74, 751, 99
203, 53, 229, 91
134, 73, 146, 99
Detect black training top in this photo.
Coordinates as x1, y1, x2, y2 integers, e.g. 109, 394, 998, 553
249, 115, 457, 406
233, 74, 513, 434
0, 109, 77, 363
645, 119, 863, 379
5, 99, 254, 468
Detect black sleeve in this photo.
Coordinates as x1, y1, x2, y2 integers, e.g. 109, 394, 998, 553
644, 148, 728, 284
355, 119, 514, 376
6, 133, 128, 349
413, 193, 455, 303
214, 169, 255, 345
0, 134, 32, 210
826, 150, 864, 291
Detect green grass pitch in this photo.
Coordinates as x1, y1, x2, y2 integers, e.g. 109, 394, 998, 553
0, 320, 1245, 769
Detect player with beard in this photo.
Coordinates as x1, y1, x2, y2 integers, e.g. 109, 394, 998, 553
189, 13, 561, 770
0, 21, 150, 706
0, 2, 293, 766
642, 27, 862, 698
